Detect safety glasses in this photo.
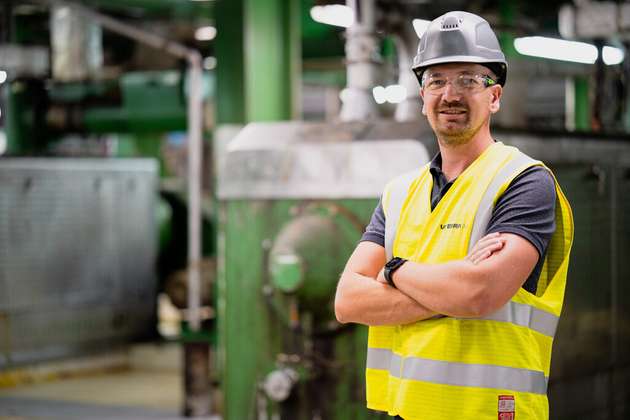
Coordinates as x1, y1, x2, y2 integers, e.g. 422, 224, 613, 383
421, 73, 497, 95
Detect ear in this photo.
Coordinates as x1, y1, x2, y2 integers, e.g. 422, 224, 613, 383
420, 89, 427, 116
489, 85, 502, 114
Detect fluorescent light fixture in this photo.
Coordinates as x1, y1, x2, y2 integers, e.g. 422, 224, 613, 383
195, 26, 217, 41
602, 46, 624, 65
514, 36, 598, 64
372, 86, 386, 104
203, 56, 217, 70
310, 5, 354, 28
0, 70, 7, 84
373, 85, 407, 104
412, 19, 431, 38
514, 36, 625, 65
385, 84, 407, 103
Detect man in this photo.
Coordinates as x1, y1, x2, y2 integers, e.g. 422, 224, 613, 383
334, 11, 573, 420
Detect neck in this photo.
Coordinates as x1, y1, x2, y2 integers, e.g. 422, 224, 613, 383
437, 126, 494, 181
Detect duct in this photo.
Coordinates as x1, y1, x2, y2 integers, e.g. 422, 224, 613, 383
51, 5, 103, 81
340, 0, 380, 121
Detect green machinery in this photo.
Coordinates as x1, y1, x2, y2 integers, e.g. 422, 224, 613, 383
216, 120, 431, 419
3, 70, 201, 156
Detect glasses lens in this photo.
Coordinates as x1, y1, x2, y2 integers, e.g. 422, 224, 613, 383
423, 74, 494, 94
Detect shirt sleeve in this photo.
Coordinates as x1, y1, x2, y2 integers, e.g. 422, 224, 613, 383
360, 197, 385, 247
485, 165, 556, 294
485, 165, 557, 258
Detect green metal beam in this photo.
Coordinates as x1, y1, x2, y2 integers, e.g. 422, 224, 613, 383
244, 0, 300, 121
574, 76, 590, 131
215, 0, 245, 124
498, 0, 518, 58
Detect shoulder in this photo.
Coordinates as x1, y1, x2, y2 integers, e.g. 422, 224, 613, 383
508, 165, 556, 200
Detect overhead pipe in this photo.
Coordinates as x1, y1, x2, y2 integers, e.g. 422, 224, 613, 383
340, 0, 380, 121
41, 0, 207, 416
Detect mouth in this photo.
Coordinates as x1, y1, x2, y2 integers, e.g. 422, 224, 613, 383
438, 109, 467, 115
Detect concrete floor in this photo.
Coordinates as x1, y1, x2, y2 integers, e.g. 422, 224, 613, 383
0, 342, 216, 420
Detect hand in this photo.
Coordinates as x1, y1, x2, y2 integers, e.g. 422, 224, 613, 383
376, 268, 388, 284
465, 232, 506, 265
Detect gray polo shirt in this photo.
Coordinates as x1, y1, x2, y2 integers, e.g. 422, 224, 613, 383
361, 152, 557, 294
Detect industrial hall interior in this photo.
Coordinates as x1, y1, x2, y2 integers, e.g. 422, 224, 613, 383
0, 0, 628, 419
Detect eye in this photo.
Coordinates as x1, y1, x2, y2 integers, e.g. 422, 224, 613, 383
459, 76, 479, 88
426, 78, 446, 89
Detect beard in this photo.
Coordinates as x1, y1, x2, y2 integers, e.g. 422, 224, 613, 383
430, 101, 484, 146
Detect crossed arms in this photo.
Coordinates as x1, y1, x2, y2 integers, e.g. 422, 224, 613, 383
334, 232, 539, 326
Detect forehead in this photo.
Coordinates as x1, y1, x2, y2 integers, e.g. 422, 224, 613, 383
424, 63, 489, 76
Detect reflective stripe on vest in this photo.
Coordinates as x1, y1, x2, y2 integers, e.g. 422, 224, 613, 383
384, 169, 421, 261
467, 151, 538, 252
474, 299, 559, 338
367, 348, 548, 395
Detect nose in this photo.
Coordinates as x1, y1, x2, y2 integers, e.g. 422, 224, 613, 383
441, 82, 461, 101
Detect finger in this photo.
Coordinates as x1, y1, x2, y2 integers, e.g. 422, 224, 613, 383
474, 241, 508, 263
472, 234, 502, 250
475, 237, 505, 252
471, 250, 491, 265
468, 240, 504, 261
470, 239, 503, 256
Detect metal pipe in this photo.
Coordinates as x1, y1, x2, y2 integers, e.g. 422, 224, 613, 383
186, 52, 203, 332
43, 0, 204, 332
393, 27, 422, 122
340, 0, 379, 121
46, 0, 190, 59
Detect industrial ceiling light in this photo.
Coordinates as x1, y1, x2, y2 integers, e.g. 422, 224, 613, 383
310, 5, 355, 28
195, 26, 217, 41
384, 85, 406, 104
203, 56, 217, 70
372, 86, 386, 104
0, 71, 7, 84
514, 36, 625, 65
372, 85, 407, 104
514, 36, 598, 64
412, 19, 430, 38
602, 46, 624, 65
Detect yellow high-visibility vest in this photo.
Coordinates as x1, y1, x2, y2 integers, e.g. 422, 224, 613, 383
366, 142, 574, 420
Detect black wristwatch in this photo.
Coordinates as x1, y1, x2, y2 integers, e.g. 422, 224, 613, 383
384, 257, 407, 288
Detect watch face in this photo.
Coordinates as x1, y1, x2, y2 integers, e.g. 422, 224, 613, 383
386, 257, 402, 269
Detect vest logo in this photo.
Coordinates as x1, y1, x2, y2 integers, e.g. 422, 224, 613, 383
440, 223, 465, 230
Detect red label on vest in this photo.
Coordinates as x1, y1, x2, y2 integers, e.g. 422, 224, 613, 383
498, 395, 515, 420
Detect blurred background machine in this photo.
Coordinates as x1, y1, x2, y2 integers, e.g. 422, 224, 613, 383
0, 0, 629, 419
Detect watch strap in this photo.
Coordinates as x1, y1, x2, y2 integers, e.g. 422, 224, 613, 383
384, 257, 407, 288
